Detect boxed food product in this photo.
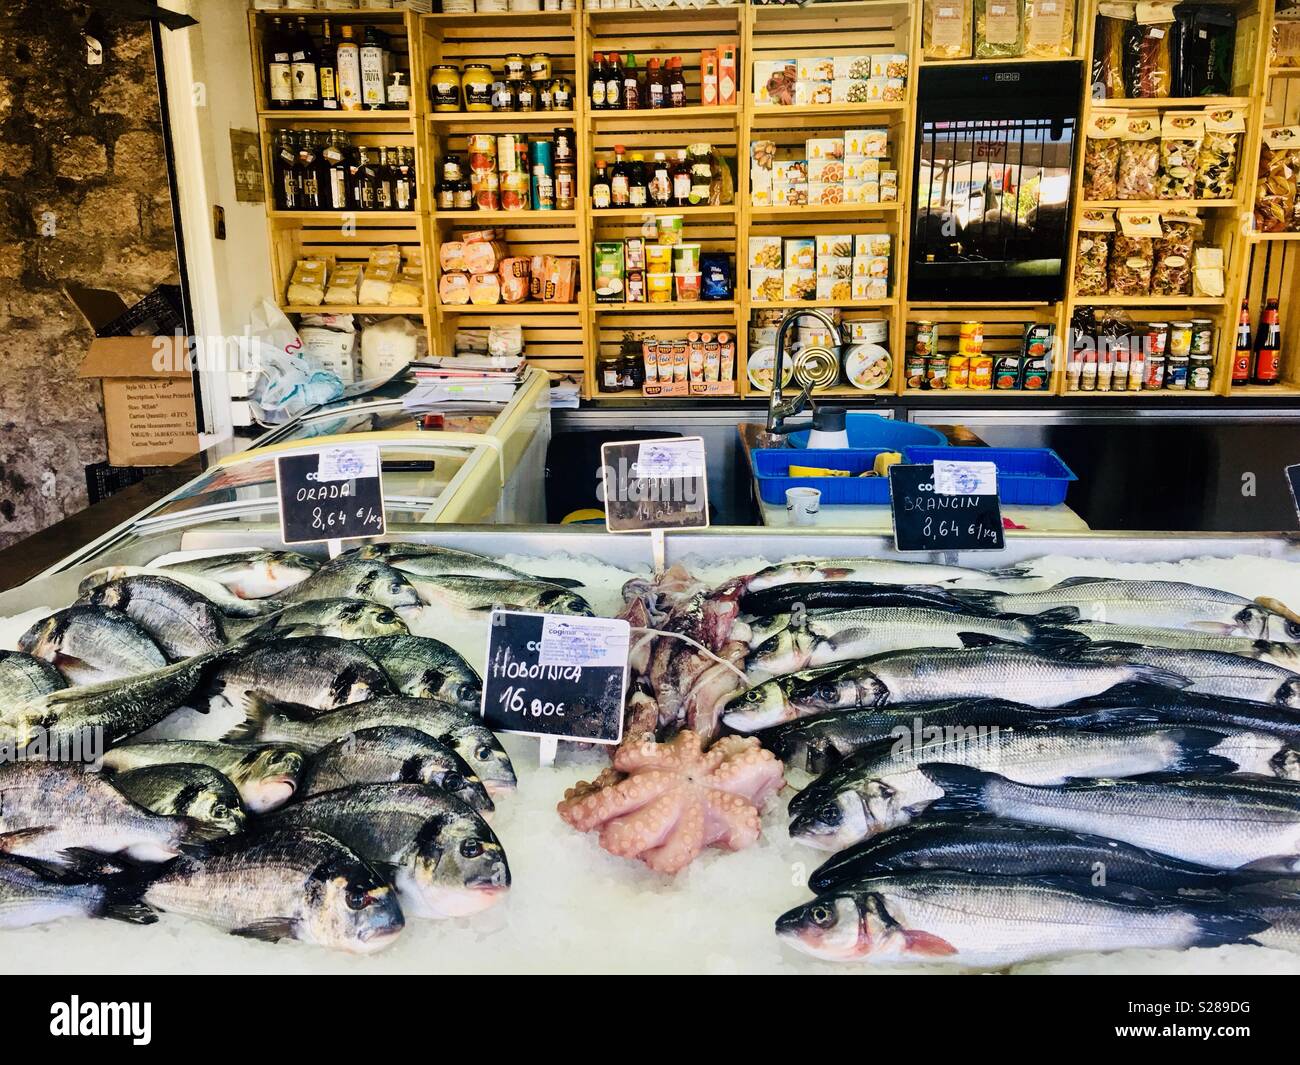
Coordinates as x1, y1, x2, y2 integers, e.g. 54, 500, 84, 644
805, 137, 845, 161
855, 232, 892, 258
748, 236, 783, 270
754, 59, 796, 106
835, 55, 874, 80
846, 180, 880, 204
798, 56, 836, 82
808, 157, 845, 185
783, 237, 816, 269
845, 128, 889, 158
880, 183, 898, 202
796, 80, 833, 106
469, 273, 501, 306
541, 256, 579, 303
751, 138, 777, 173
775, 160, 808, 186
852, 275, 889, 300
882, 77, 906, 102
438, 271, 471, 305
817, 276, 853, 301
832, 79, 876, 104
783, 267, 816, 301
844, 157, 881, 182
749, 268, 784, 302
751, 185, 773, 208
624, 236, 646, 271
593, 241, 626, 303
817, 234, 854, 260
718, 45, 737, 106
817, 255, 853, 280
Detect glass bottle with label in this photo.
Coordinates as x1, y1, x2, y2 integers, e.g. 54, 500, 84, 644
648, 150, 670, 206
591, 160, 611, 210
290, 17, 319, 109
396, 147, 415, 210
552, 74, 573, 112
436, 154, 461, 211
622, 55, 640, 110
604, 53, 623, 111
670, 148, 691, 207
352, 146, 377, 211
597, 348, 624, 392
688, 144, 712, 206
609, 145, 630, 207
267, 17, 295, 110
589, 53, 606, 110
336, 25, 363, 112
375, 147, 395, 210
646, 57, 664, 109
273, 128, 299, 209
296, 131, 322, 210
318, 21, 339, 111
667, 56, 685, 107
386, 72, 410, 111
323, 130, 350, 210
1232, 299, 1251, 385
628, 152, 648, 208
1252, 297, 1282, 385
359, 26, 388, 111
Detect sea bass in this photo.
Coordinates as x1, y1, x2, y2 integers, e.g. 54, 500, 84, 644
79, 574, 230, 658
259, 783, 509, 919
79, 566, 282, 618
737, 582, 999, 618
299, 725, 493, 815
1037, 621, 1300, 668
142, 827, 404, 953
0, 651, 67, 702
744, 557, 1027, 593
100, 740, 305, 813
236, 598, 409, 642
356, 635, 482, 710
0, 852, 155, 930
776, 872, 1265, 967
19, 606, 166, 684
155, 549, 320, 599
358, 542, 582, 588
920, 764, 1300, 871
202, 637, 393, 716
787, 725, 1232, 852
1074, 644, 1300, 708
278, 558, 421, 611
402, 573, 594, 617
721, 666, 847, 733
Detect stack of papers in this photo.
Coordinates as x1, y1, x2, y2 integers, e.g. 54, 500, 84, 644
404, 356, 525, 410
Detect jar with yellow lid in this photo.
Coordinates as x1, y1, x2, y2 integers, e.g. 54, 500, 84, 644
461, 64, 494, 112
429, 64, 461, 112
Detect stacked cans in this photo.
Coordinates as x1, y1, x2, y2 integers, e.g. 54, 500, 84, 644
464, 128, 575, 212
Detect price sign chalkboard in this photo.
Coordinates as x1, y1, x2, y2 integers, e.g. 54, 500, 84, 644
889, 462, 1005, 553
1287, 464, 1300, 527
481, 611, 629, 745
276, 445, 386, 546
600, 436, 709, 533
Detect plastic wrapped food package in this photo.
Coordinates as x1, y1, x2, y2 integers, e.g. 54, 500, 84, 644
1150, 212, 1200, 296
323, 262, 361, 306
1117, 112, 1160, 199
1253, 126, 1300, 234
1073, 208, 1114, 296
388, 266, 424, 307
975, 0, 1025, 58
1273, 17, 1300, 68
469, 272, 502, 306
1124, 3, 1175, 99
439, 241, 467, 273
1109, 209, 1162, 295
1083, 111, 1124, 200
1024, 0, 1074, 57
358, 245, 401, 306
1157, 111, 1203, 200
438, 272, 471, 305
924, 0, 973, 59
1092, 3, 1133, 100
1196, 107, 1245, 201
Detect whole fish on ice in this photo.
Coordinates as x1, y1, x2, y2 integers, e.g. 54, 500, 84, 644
19, 606, 166, 684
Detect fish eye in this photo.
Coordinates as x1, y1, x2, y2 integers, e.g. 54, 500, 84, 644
1287, 620, 1300, 640
460, 839, 484, 859
376, 610, 396, 624
442, 772, 465, 792
211, 804, 228, 819
743, 690, 763, 703
457, 682, 478, 702
818, 801, 842, 826
475, 744, 494, 762
811, 905, 835, 928
816, 684, 838, 701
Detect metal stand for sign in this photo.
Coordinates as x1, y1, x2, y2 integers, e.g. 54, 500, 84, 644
538, 737, 558, 767
327, 539, 344, 560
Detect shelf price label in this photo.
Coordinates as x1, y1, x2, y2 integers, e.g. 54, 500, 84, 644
889, 462, 1005, 553
481, 611, 629, 748
276, 444, 386, 547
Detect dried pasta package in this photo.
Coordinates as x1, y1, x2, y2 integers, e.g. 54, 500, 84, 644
1024, 0, 1074, 57
1274, 16, 1300, 68
358, 245, 401, 306
286, 258, 329, 307
1157, 111, 1203, 200
1150, 211, 1201, 296
1124, 2, 1175, 99
1117, 112, 1160, 199
924, 0, 973, 59
388, 266, 424, 307
976, 0, 1024, 58
1073, 208, 1115, 296
1092, 3, 1133, 100
1254, 127, 1300, 234
1109, 208, 1161, 295
1196, 107, 1245, 201
323, 262, 362, 305
1083, 110, 1125, 200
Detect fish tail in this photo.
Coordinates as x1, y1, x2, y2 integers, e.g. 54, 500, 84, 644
1166, 727, 1238, 776
1187, 904, 1271, 948
945, 588, 1001, 613
985, 564, 1032, 579
1127, 664, 1192, 690
917, 762, 993, 814
100, 878, 159, 926
537, 575, 584, 589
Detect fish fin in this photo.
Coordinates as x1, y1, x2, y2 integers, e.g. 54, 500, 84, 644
0, 827, 54, 851
102, 899, 158, 926
1225, 876, 1300, 898
916, 763, 993, 813
1026, 627, 1094, 657
1164, 727, 1238, 775
536, 575, 584, 589
99, 867, 158, 926
1188, 906, 1270, 948
1238, 855, 1300, 874
1051, 576, 1115, 588
57, 847, 134, 880
902, 929, 959, 956
1128, 664, 1192, 690
1026, 606, 1080, 625
956, 632, 1018, 649
944, 588, 1000, 614
182, 820, 232, 849
232, 917, 297, 944
1186, 621, 1237, 634
984, 564, 1032, 579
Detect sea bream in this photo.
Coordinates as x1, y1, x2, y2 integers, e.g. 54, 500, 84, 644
154, 549, 320, 599
358, 542, 582, 588
743, 557, 1027, 593
142, 827, 404, 954
920, 764, 1300, 871
99, 740, 305, 813
0, 651, 67, 702
110, 763, 248, 837
775, 872, 1266, 967
1073, 644, 1300, 708
78, 574, 230, 658
356, 635, 482, 711
0, 852, 156, 930
201, 636, 393, 716
227, 695, 516, 795
79, 566, 282, 618
259, 783, 510, 919
787, 724, 1233, 852
235, 598, 409, 642
277, 558, 421, 611
19, 606, 166, 684
951, 577, 1300, 642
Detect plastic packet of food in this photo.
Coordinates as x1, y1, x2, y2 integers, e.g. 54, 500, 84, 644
1073, 208, 1115, 295
975, 0, 1025, 58
1157, 111, 1204, 200
1083, 110, 1125, 200
1124, 2, 1175, 99
1117, 112, 1160, 199
1196, 107, 1245, 200
389, 265, 424, 307
1150, 211, 1200, 296
1092, 3, 1133, 100
1254, 126, 1300, 234
324, 262, 362, 306
286, 258, 329, 306
1109, 209, 1161, 294
358, 245, 401, 305
1024, 0, 1074, 58
924, 0, 973, 59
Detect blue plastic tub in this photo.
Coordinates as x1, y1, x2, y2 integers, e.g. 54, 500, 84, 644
901, 446, 1079, 506
786, 413, 946, 451
752, 448, 893, 505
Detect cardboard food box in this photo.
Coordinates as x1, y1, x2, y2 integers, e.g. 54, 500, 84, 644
68, 284, 198, 468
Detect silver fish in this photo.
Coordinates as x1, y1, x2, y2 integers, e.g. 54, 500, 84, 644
79, 574, 229, 658
226, 695, 516, 795
300, 725, 493, 815
0, 651, 67, 702
1075, 645, 1300, 708
279, 558, 421, 611
0, 852, 155, 930
1037, 621, 1300, 668
776, 873, 1265, 967
143, 827, 404, 953
235, 598, 409, 642
722, 666, 848, 733
952, 577, 1300, 642
920, 764, 1300, 871
0, 761, 223, 866
745, 557, 1027, 593
788, 647, 1189, 715
202, 637, 393, 716
110, 763, 247, 837
356, 635, 482, 711
788, 725, 1233, 852
359, 542, 582, 588
100, 740, 305, 814
79, 566, 282, 618
402, 573, 594, 617
19, 606, 166, 684
157, 550, 320, 599
260, 783, 509, 919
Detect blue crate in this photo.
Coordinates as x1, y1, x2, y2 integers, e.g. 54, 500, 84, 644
786, 413, 946, 451
752, 448, 894, 505
901, 446, 1079, 506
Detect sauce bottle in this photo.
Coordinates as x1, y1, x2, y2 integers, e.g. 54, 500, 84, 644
589, 53, 606, 110
591, 159, 611, 209
646, 57, 664, 109
609, 144, 630, 207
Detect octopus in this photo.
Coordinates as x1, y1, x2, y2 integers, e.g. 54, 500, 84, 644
557, 731, 785, 875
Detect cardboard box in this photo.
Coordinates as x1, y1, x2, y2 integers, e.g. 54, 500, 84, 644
68, 285, 198, 468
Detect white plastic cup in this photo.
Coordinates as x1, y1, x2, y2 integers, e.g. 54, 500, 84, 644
785, 487, 821, 525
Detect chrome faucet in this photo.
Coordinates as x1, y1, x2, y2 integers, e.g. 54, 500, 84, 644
766, 308, 843, 436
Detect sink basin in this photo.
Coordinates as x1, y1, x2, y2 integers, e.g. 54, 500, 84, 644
785, 413, 947, 451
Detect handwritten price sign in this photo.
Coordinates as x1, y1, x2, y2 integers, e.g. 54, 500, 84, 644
276, 445, 387, 546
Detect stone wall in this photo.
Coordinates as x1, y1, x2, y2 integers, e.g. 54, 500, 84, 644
0, 2, 179, 549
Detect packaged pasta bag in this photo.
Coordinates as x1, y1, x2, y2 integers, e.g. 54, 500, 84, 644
285, 258, 329, 307
976, 0, 1024, 58
1092, 3, 1134, 100
1083, 110, 1125, 200
1196, 107, 1245, 200
1150, 210, 1201, 296
358, 244, 401, 305
924, 0, 973, 59
1253, 126, 1300, 234
1117, 111, 1160, 199
1109, 208, 1161, 295
1124, 2, 1176, 99
1073, 208, 1115, 296
1024, 0, 1075, 58
1271, 12, 1300, 68
1157, 111, 1204, 200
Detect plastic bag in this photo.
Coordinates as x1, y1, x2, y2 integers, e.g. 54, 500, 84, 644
245, 299, 344, 426
1083, 111, 1124, 199
1117, 112, 1160, 199
1124, 3, 1175, 99
1196, 107, 1244, 200
975, 0, 1024, 58
1024, 0, 1074, 58
1108, 211, 1159, 295
924, 0, 973, 59
1073, 208, 1114, 295
1150, 214, 1199, 296
1092, 4, 1132, 100
1157, 112, 1203, 200
1253, 127, 1300, 234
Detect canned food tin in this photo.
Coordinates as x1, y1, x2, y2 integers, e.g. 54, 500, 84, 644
466, 133, 497, 157
1166, 356, 1190, 390
994, 355, 1022, 390
926, 355, 948, 390
969, 353, 993, 389
793, 347, 841, 390
500, 170, 530, 211
1168, 321, 1194, 358
914, 321, 938, 357
530, 137, 554, 174
958, 321, 984, 356
1190, 319, 1214, 356
906, 354, 926, 389
947, 354, 969, 390
496, 134, 526, 172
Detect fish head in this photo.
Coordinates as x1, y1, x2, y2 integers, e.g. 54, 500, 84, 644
1272, 746, 1300, 782
722, 681, 794, 733
342, 602, 407, 638
421, 764, 495, 816
535, 588, 595, 617
1241, 603, 1300, 643
80, 581, 122, 610
307, 854, 406, 954
746, 629, 812, 680
357, 566, 423, 611
792, 671, 886, 714
776, 894, 870, 960
399, 812, 511, 919
261, 552, 320, 594
180, 786, 247, 837
451, 727, 517, 795
789, 783, 880, 851
1277, 678, 1300, 711
234, 747, 305, 812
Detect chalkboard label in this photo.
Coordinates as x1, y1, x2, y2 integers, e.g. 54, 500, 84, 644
889, 463, 1005, 553
481, 611, 629, 744
276, 445, 386, 546
1287, 464, 1300, 527
599, 436, 709, 533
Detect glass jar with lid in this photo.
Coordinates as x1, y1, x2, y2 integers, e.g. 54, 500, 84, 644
429, 65, 461, 112
461, 64, 494, 112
